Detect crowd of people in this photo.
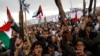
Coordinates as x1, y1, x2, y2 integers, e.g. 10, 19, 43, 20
0, 15, 100, 56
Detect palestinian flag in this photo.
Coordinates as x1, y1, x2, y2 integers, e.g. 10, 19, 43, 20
0, 28, 12, 49
32, 5, 43, 17
73, 11, 78, 23
0, 7, 12, 49
0, 21, 12, 49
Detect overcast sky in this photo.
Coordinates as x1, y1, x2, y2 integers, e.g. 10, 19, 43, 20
0, 0, 100, 24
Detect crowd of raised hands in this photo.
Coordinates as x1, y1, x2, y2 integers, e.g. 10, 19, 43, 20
0, 16, 100, 56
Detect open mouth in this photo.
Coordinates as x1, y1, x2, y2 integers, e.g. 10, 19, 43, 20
37, 51, 41, 54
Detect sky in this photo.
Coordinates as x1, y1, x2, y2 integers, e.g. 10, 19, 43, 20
0, 0, 100, 24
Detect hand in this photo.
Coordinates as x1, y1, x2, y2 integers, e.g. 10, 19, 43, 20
56, 34, 58, 37
58, 48, 62, 53
15, 38, 23, 50
83, 16, 90, 23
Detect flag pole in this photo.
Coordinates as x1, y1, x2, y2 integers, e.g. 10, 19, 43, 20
69, 0, 73, 18
19, 0, 24, 40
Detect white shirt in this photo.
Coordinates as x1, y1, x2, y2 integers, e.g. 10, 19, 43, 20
95, 23, 100, 31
